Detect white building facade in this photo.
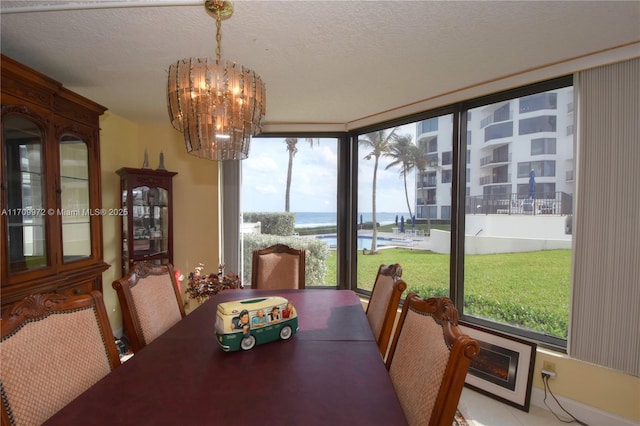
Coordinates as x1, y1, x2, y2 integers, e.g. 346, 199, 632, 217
415, 86, 574, 221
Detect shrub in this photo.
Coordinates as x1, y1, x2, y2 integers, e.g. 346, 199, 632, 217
243, 212, 296, 236
406, 284, 568, 338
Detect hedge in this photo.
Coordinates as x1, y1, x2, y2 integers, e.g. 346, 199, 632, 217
405, 284, 568, 338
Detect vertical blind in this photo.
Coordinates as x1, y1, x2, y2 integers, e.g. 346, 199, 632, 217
570, 58, 640, 377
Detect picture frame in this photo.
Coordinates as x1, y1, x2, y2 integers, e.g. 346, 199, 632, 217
459, 322, 537, 412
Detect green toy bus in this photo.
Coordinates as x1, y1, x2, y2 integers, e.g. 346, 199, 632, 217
215, 296, 298, 351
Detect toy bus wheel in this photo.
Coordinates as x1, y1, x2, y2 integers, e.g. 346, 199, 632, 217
279, 325, 293, 340
240, 335, 256, 351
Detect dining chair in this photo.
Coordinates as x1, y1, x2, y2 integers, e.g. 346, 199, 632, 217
112, 262, 186, 353
366, 263, 407, 360
385, 293, 480, 426
251, 244, 306, 289
1, 291, 121, 426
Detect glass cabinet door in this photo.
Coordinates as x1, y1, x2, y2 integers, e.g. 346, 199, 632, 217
122, 189, 129, 267
59, 134, 91, 262
2, 114, 48, 273
132, 186, 169, 258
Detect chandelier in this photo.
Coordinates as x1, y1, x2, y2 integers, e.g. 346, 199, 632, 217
167, 0, 266, 161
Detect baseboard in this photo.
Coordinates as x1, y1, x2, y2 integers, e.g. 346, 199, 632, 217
530, 388, 639, 426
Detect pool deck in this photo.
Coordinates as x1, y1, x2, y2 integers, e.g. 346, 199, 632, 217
308, 230, 432, 250
358, 229, 432, 250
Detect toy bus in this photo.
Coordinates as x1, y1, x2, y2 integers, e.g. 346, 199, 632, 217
215, 296, 298, 351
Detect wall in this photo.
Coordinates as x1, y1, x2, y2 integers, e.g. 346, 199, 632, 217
532, 350, 640, 423
99, 114, 219, 333
429, 216, 572, 255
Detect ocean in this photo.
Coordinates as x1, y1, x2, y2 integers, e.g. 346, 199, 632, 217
294, 212, 408, 228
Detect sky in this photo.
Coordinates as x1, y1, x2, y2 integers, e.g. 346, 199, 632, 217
241, 124, 416, 213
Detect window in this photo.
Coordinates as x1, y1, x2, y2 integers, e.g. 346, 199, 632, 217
519, 92, 557, 113
519, 116, 557, 135
531, 138, 556, 155
233, 76, 573, 350
356, 114, 453, 294
518, 160, 556, 177
442, 151, 452, 166
465, 82, 572, 348
241, 137, 338, 287
494, 103, 510, 122
441, 206, 451, 219
484, 121, 513, 141
424, 136, 438, 153
419, 117, 438, 133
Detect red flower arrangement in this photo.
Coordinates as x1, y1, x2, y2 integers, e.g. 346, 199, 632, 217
185, 263, 243, 303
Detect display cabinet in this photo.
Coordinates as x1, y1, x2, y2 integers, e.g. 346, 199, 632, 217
117, 167, 177, 276
1, 55, 109, 311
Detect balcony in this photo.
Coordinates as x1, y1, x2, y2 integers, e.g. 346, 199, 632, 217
483, 121, 513, 143
479, 173, 511, 185
480, 152, 512, 167
466, 191, 573, 215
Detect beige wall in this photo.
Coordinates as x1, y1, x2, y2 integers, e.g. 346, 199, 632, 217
533, 349, 640, 422
99, 113, 219, 333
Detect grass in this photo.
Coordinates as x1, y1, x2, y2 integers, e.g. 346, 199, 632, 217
323, 248, 571, 339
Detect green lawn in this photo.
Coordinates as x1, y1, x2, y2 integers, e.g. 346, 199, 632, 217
324, 248, 571, 339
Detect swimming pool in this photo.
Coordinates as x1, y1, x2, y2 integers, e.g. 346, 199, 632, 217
316, 235, 395, 250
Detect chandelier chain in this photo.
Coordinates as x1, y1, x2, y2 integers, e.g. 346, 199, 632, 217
215, 14, 222, 62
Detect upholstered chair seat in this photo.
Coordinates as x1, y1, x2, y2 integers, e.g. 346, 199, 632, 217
112, 262, 185, 353
1, 292, 121, 426
366, 263, 407, 360
251, 244, 306, 289
385, 294, 480, 426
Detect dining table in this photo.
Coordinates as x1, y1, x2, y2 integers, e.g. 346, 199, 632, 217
43, 289, 407, 425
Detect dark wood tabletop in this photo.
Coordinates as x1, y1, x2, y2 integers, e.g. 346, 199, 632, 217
43, 289, 407, 425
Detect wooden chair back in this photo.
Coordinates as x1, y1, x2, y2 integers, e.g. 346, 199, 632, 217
1, 292, 120, 426
251, 244, 306, 289
366, 263, 407, 360
112, 262, 185, 353
385, 293, 480, 426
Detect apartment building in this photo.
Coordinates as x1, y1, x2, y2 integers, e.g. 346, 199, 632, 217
415, 86, 574, 221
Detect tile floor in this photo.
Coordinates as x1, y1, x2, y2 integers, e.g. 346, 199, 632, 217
459, 388, 571, 426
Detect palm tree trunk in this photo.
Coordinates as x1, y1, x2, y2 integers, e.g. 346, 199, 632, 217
403, 170, 413, 224
371, 156, 379, 253
285, 151, 294, 212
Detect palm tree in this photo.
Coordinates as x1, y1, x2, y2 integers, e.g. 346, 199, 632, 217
385, 134, 426, 225
284, 138, 320, 212
284, 138, 298, 212
358, 128, 398, 253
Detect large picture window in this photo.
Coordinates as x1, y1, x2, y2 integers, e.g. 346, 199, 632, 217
235, 76, 573, 349
464, 82, 573, 347
240, 137, 339, 288
355, 114, 453, 299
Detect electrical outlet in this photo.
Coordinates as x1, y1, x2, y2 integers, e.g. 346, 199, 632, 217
541, 369, 556, 379
542, 361, 556, 373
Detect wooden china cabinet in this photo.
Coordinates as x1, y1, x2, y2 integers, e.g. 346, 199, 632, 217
0, 55, 110, 311
116, 167, 176, 277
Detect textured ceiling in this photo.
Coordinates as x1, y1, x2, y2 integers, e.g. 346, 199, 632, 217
1, 1, 639, 131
